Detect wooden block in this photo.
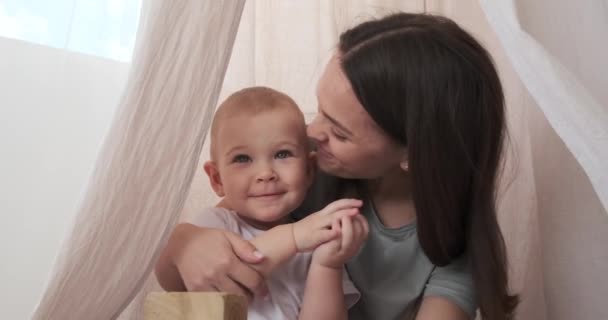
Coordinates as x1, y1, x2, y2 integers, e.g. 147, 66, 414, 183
145, 292, 247, 320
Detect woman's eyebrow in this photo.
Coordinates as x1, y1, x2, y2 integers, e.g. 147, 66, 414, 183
321, 109, 353, 136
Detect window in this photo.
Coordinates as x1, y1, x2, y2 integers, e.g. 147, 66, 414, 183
0, 0, 141, 62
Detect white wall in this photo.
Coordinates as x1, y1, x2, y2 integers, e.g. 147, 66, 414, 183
0, 37, 129, 319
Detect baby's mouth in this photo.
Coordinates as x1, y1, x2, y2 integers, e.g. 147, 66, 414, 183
250, 191, 286, 198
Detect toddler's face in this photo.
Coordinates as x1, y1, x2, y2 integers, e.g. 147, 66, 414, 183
211, 108, 311, 228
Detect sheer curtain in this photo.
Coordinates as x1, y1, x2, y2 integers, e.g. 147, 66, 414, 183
481, 0, 608, 212
478, 1, 608, 319
31, 1, 245, 319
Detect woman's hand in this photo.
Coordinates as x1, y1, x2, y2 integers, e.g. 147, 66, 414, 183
155, 223, 268, 300
292, 199, 363, 252
312, 213, 369, 269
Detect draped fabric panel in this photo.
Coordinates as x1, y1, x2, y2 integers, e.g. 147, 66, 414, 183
32, 1, 245, 319
480, 0, 608, 213
477, 1, 608, 319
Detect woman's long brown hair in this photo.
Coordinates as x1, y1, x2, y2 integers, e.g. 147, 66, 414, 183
339, 13, 519, 320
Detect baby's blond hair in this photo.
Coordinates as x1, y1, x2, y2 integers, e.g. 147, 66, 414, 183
209, 86, 305, 160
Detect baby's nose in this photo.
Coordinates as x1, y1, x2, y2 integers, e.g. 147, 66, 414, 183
256, 169, 277, 182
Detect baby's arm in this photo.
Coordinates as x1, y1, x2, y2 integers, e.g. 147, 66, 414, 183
247, 199, 362, 276
298, 214, 369, 320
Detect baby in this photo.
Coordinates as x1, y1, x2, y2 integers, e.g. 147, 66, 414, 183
190, 87, 367, 319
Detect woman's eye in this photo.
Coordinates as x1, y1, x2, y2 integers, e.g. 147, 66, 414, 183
232, 154, 251, 163
332, 130, 347, 142
275, 150, 293, 159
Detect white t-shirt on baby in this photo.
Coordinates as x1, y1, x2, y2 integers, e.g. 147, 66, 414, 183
189, 207, 360, 320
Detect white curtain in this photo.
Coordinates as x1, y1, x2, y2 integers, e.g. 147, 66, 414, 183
31, 1, 245, 319
480, 0, 608, 213
26, 0, 608, 319
477, 1, 608, 319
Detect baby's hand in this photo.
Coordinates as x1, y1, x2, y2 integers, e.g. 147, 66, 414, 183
292, 199, 362, 252
312, 213, 369, 269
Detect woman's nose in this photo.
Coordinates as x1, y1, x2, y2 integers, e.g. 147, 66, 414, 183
306, 116, 328, 143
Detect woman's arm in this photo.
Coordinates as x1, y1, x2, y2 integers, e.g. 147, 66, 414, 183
415, 296, 470, 320
154, 223, 267, 298
155, 199, 361, 293
155, 223, 191, 291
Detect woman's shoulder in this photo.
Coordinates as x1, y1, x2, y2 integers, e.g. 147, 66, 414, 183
425, 253, 477, 317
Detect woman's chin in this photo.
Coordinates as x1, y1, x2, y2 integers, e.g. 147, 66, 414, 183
317, 158, 341, 175
318, 161, 355, 179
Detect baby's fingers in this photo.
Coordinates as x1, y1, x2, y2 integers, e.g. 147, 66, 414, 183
353, 215, 369, 249
360, 215, 369, 238
315, 228, 340, 245
352, 216, 363, 239
340, 215, 354, 250
318, 207, 358, 229
332, 214, 342, 233
353, 214, 369, 241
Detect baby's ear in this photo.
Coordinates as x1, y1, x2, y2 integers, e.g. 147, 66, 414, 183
203, 161, 225, 197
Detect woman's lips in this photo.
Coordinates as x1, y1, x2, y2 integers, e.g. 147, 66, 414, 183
317, 146, 335, 160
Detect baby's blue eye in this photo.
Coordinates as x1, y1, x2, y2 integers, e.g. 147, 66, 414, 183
232, 154, 251, 163
275, 150, 293, 159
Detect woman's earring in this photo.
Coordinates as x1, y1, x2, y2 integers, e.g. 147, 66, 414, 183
400, 162, 409, 171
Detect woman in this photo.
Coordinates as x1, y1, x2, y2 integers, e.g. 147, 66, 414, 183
156, 13, 518, 320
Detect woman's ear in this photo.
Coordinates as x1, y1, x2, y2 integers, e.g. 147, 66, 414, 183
203, 161, 225, 197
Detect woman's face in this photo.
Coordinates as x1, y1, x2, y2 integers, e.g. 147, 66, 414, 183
307, 55, 406, 179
